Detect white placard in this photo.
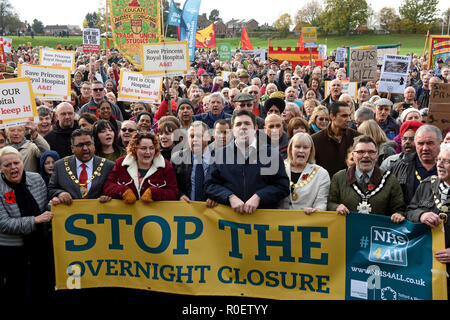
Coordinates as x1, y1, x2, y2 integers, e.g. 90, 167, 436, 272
378, 54, 411, 94
82, 28, 101, 53
325, 80, 358, 99
336, 47, 346, 63
18, 64, 71, 101
39, 48, 75, 71
141, 41, 189, 77
118, 70, 162, 103
0, 77, 38, 129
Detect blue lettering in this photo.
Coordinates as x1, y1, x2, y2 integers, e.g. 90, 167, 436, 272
97, 214, 132, 250
65, 214, 96, 251
173, 216, 203, 255
135, 215, 171, 253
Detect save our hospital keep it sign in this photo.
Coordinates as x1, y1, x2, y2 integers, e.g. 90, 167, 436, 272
0, 77, 38, 129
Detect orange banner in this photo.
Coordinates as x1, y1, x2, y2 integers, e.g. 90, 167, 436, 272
241, 27, 253, 50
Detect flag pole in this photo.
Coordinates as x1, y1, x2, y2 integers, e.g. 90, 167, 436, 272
161, 0, 172, 116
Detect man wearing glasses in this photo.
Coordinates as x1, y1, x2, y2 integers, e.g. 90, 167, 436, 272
233, 92, 265, 130
77, 80, 124, 121
48, 129, 115, 205
328, 135, 405, 222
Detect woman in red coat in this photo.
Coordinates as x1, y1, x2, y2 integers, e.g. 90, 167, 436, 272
103, 132, 178, 203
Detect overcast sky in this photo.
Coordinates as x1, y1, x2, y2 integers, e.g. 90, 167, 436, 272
12, 0, 448, 28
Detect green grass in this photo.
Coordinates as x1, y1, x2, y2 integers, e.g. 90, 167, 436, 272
10, 33, 428, 56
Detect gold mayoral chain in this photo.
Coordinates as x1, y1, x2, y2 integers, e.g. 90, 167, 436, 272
290, 166, 319, 201
430, 176, 448, 223
415, 170, 423, 184
351, 170, 391, 214
64, 157, 106, 197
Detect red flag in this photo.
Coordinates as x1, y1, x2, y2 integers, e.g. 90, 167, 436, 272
240, 27, 253, 50
297, 32, 303, 48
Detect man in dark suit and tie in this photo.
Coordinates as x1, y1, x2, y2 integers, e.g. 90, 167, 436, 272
48, 129, 115, 205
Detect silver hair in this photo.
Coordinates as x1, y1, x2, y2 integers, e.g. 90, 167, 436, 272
209, 92, 226, 105
355, 106, 375, 120
440, 142, 450, 153
415, 124, 442, 144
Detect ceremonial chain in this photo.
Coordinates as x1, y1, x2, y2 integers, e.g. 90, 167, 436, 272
415, 170, 423, 184
64, 157, 106, 186
289, 166, 319, 201
430, 176, 448, 223
351, 171, 391, 214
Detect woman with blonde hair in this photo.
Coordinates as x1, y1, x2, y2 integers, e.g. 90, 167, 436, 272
339, 93, 356, 120
279, 132, 330, 213
357, 119, 397, 166
308, 105, 330, 134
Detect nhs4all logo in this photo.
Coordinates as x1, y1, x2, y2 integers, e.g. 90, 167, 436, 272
368, 227, 409, 267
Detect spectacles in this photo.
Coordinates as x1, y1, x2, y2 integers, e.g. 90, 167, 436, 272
317, 117, 329, 121
401, 136, 415, 142
353, 150, 377, 156
248, 91, 259, 95
73, 141, 93, 148
92, 88, 104, 92
239, 103, 253, 107
437, 158, 450, 165
121, 128, 136, 133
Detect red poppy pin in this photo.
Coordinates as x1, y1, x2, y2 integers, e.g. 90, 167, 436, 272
4, 190, 16, 204
367, 184, 374, 191
301, 174, 309, 181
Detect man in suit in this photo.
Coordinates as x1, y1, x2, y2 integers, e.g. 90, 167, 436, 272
48, 129, 115, 205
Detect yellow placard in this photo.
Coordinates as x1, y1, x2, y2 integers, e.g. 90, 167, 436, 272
302, 27, 317, 43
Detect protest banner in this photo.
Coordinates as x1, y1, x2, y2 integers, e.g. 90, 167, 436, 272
335, 47, 346, 63
82, 28, 101, 53
325, 80, 358, 99
179, 0, 201, 61
195, 23, 216, 49
0, 77, 38, 129
268, 45, 323, 69
0, 43, 5, 64
17, 64, 71, 101
425, 82, 450, 131
378, 54, 411, 94
118, 70, 162, 103
349, 46, 377, 83
231, 48, 266, 62
376, 46, 400, 65
141, 41, 189, 77
108, 0, 161, 68
427, 35, 450, 69
302, 27, 317, 48
39, 48, 75, 71
218, 43, 232, 62
52, 200, 447, 300
167, 0, 181, 27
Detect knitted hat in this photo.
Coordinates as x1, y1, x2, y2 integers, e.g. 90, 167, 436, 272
176, 98, 195, 114
400, 108, 421, 123
399, 120, 424, 137
270, 91, 285, 100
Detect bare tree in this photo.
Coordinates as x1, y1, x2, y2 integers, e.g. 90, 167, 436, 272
295, 0, 323, 26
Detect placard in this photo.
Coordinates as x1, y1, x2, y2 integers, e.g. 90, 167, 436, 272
118, 70, 162, 103
0, 77, 38, 129
82, 28, 100, 53
302, 27, 317, 48
349, 46, 377, 83
18, 64, 71, 101
318, 44, 327, 60
39, 48, 75, 71
335, 47, 346, 63
426, 82, 450, 130
141, 41, 189, 76
378, 54, 411, 94
218, 43, 231, 61
324, 80, 358, 99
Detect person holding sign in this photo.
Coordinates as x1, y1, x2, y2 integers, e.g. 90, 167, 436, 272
406, 143, 450, 298
103, 132, 178, 203
6, 118, 50, 173
0, 146, 54, 300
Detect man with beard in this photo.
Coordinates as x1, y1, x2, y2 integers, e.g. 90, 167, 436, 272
205, 109, 290, 213
406, 143, 450, 297
48, 129, 115, 204
328, 135, 405, 221
392, 124, 441, 205
312, 101, 361, 178
380, 121, 423, 171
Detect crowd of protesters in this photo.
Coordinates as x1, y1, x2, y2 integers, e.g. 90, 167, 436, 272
0, 42, 449, 301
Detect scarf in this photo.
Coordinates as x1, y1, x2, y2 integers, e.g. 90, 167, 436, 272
9, 138, 27, 150
2, 172, 41, 218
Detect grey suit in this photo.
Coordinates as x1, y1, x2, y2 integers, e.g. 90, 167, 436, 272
48, 155, 115, 200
